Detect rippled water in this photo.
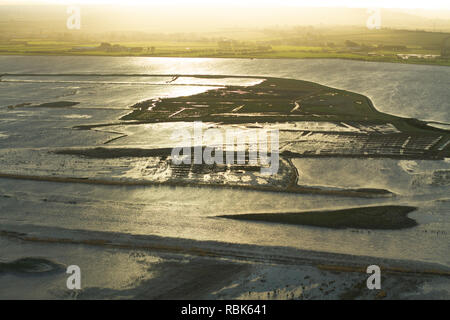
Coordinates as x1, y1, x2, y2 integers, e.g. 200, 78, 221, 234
0, 56, 449, 269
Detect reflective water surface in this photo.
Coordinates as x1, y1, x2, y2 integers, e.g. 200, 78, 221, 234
0, 56, 449, 271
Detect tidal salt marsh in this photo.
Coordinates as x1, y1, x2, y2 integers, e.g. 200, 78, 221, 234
0, 56, 449, 299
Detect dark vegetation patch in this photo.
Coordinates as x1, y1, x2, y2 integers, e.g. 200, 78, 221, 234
119, 77, 447, 135
55, 147, 271, 161
31, 101, 80, 108
7, 101, 79, 109
121, 77, 385, 123
6, 102, 32, 109
55, 147, 173, 158
0, 257, 65, 275
219, 205, 418, 230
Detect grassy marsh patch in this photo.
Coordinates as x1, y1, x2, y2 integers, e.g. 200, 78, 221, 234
219, 205, 418, 230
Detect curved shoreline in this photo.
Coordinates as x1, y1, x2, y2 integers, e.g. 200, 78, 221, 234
1, 54, 449, 67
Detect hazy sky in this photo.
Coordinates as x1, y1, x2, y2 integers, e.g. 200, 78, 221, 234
2, 0, 450, 32
2, 0, 450, 10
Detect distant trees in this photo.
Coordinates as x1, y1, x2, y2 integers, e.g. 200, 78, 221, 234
217, 40, 272, 54
343, 41, 409, 52
345, 40, 359, 48
129, 47, 143, 53
98, 42, 142, 53
377, 44, 407, 51
99, 42, 112, 50
144, 47, 156, 54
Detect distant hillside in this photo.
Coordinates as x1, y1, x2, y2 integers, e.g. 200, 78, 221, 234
1, 5, 450, 35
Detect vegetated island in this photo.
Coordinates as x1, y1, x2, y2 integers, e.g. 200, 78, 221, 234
40, 75, 448, 200
119, 76, 450, 160
6, 101, 79, 109
219, 205, 418, 230
2, 75, 449, 200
